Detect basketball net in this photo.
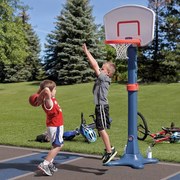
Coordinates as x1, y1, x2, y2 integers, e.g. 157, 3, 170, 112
105, 39, 140, 59
114, 43, 131, 59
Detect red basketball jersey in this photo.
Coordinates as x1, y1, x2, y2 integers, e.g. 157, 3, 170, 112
42, 97, 64, 127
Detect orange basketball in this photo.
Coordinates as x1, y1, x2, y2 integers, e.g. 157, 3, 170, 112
29, 94, 39, 107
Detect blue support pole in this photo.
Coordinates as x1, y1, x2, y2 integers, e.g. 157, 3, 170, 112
105, 45, 158, 169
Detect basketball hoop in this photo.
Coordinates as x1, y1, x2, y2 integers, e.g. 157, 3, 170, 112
104, 5, 155, 59
105, 39, 141, 59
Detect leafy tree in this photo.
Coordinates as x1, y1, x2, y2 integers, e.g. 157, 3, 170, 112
138, 0, 179, 82
159, 0, 180, 82
44, 0, 106, 85
19, 8, 45, 81
0, 0, 44, 82
0, 0, 28, 82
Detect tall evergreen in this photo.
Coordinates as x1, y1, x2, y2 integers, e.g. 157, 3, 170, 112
44, 0, 105, 85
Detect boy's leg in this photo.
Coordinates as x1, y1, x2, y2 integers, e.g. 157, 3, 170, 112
95, 105, 117, 164
47, 125, 64, 162
45, 146, 62, 162
38, 146, 63, 175
47, 145, 63, 172
38, 126, 63, 175
99, 130, 117, 164
99, 130, 111, 153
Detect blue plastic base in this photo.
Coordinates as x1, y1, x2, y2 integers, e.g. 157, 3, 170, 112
104, 153, 158, 169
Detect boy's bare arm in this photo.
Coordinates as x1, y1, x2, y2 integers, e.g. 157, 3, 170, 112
82, 43, 100, 76
37, 87, 53, 109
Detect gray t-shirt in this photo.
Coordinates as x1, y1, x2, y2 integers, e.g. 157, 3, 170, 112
93, 72, 111, 105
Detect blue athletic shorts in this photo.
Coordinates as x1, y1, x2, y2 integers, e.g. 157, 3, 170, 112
47, 126, 64, 147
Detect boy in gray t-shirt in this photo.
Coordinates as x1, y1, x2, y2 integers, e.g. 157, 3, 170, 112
83, 43, 117, 165
93, 72, 111, 105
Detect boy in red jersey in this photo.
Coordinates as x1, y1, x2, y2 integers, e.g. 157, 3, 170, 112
36, 80, 64, 176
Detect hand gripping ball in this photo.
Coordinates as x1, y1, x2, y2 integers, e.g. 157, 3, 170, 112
29, 93, 39, 107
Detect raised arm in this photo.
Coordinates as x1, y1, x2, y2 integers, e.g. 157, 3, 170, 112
82, 43, 100, 76
37, 87, 53, 109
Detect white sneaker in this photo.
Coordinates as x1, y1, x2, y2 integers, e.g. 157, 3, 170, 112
49, 163, 58, 172
38, 163, 52, 176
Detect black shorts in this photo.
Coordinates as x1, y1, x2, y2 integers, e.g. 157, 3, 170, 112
95, 104, 111, 131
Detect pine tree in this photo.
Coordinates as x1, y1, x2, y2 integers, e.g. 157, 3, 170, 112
44, 0, 105, 85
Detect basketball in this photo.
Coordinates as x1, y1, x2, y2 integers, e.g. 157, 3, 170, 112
29, 94, 39, 107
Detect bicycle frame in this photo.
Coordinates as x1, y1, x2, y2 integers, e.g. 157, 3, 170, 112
148, 129, 171, 145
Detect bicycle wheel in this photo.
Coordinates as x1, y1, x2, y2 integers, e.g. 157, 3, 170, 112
137, 112, 148, 141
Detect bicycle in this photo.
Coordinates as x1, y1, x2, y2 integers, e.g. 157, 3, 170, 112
137, 113, 180, 146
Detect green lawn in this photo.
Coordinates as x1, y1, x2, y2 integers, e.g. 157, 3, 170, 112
0, 82, 179, 163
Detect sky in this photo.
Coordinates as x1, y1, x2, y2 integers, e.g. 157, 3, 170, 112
21, 0, 148, 57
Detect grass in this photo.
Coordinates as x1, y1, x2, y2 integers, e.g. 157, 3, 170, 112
0, 82, 179, 163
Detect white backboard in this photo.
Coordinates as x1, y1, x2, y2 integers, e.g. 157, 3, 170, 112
104, 5, 156, 46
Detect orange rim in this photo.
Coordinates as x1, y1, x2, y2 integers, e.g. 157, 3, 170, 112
105, 39, 141, 46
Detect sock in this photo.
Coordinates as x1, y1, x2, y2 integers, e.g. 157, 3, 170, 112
50, 159, 54, 163
43, 160, 50, 165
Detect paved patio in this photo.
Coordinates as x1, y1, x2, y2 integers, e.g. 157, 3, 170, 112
0, 145, 179, 180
